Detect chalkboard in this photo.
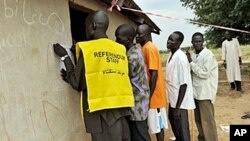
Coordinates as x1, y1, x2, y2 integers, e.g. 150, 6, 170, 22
0, 0, 85, 140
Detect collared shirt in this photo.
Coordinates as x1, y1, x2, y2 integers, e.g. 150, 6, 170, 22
127, 45, 150, 121
190, 47, 218, 103
165, 49, 195, 109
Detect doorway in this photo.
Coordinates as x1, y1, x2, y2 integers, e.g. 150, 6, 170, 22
68, 5, 90, 62
69, 6, 89, 43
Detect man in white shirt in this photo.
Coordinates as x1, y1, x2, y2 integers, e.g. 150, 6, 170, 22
166, 31, 195, 141
186, 32, 218, 141
222, 31, 242, 92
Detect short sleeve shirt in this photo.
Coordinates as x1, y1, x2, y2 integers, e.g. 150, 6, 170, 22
142, 41, 167, 108
127, 45, 150, 121
165, 49, 195, 109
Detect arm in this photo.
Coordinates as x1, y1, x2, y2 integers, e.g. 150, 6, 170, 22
221, 41, 226, 61
173, 83, 187, 118
176, 84, 187, 109
235, 39, 242, 65
64, 51, 86, 91
127, 49, 137, 80
173, 59, 189, 118
149, 70, 158, 98
70, 44, 77, 64
235, 38, 242, 57
190, 54, 215, 79
145, 45, 159, 98
221, 42, 227, 68
53, 43, 85, 91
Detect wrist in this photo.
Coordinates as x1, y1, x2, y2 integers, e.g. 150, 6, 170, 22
61, 54, 69, 61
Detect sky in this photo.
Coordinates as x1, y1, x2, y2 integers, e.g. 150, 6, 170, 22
133, 0, 207, 50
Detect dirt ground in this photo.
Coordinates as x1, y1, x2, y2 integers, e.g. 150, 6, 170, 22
151, 63, 250, 141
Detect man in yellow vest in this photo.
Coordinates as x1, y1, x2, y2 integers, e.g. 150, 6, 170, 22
53, 11, 134, 141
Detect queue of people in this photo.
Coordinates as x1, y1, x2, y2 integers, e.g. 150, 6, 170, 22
53, 10, 243, 141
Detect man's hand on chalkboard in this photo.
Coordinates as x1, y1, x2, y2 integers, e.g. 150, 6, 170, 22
53, 43, 67, 57
60, 69, 68, 83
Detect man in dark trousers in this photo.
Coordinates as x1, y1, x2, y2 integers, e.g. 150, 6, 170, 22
165, 31, 195, 141
53, 11, 134, 141
222, 30, 243, 92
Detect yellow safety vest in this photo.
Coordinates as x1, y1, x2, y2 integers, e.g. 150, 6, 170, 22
76, 38, 134, 112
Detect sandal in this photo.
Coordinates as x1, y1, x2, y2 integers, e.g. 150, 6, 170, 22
241, 113, 250, 119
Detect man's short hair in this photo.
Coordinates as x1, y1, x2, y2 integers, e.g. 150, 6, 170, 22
192, 32, 204, 40
173, 31, 184, 43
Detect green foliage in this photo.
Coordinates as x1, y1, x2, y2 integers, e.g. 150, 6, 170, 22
180, 0, 250, 47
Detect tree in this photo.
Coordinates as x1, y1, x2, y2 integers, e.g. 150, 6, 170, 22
180, 0, 250, 47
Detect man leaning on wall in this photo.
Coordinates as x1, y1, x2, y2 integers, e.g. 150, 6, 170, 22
53, 10, 134, 141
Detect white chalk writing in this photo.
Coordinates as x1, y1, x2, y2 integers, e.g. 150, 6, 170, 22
0, 29, 29, 50
3, 0, 65, 34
